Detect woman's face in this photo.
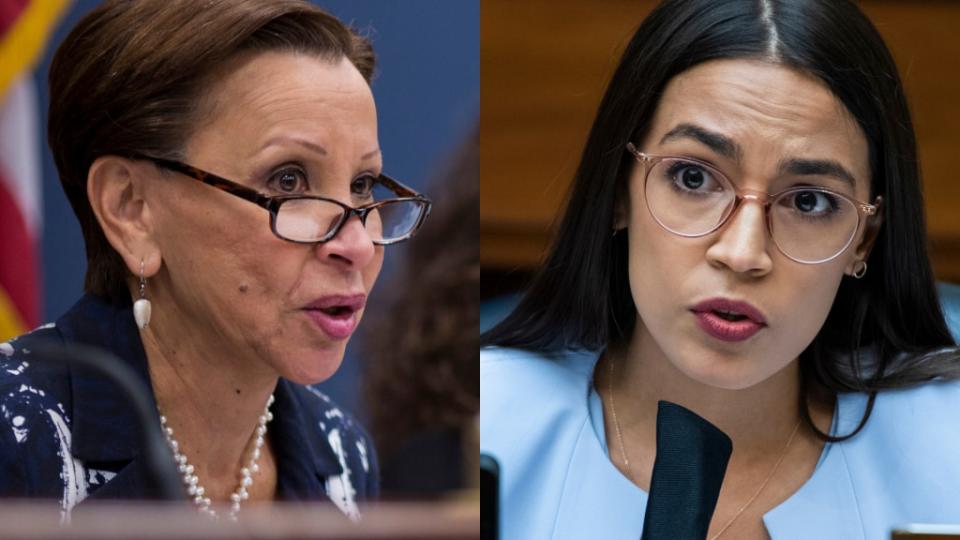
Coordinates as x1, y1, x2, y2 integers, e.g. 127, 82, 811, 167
622, 59, 873, 390
146, 52, 383, 385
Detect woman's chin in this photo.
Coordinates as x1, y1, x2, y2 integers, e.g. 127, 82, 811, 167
278, 350, 345, 386
673, 356, 771, 391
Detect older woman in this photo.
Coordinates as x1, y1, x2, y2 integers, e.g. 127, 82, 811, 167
0, 0, 430, 521
482, 0, 960, 538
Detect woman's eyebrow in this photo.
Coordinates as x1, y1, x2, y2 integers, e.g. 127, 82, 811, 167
660, 122, 857, 187
256, 136, 328, 156
253, 137, 380, 161
659, 123, 742, 162
778, 158, 857, 188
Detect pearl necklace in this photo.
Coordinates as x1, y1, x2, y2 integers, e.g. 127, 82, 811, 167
605, 356, 801, 539
159, 394, 275, 521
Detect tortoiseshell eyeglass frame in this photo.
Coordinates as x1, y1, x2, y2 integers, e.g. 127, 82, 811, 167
130, 154, 432, 245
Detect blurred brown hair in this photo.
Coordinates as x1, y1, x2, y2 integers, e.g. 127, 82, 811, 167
48, 0, 375, 302
364, 128, 480, 461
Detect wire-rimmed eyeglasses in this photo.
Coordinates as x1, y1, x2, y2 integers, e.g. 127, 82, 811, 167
625, 142, 881, 264
132, 154, 431, 245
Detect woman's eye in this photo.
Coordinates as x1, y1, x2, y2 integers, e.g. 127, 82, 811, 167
789, 190, 837, 215
678, 167, 706, 189
267, 168, 308, 193
351, 175, 376, 197
664, 161, 719, 193
267, 168, 310, 194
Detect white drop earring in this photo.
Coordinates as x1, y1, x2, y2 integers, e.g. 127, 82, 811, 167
133, 259, 152, 329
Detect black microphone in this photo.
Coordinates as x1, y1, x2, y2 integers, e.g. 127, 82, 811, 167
480, 453, 499, 540
640, 401, 732, 540
31, 343, 182, 500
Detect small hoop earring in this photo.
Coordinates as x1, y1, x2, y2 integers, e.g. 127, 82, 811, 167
133, 259, 152, 329
852, 260, 867, 279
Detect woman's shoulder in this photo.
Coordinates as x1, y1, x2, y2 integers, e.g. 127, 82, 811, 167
0, 323, 70, 409
481, 346, 598, 436
480, 346, 600, 460
0, 324, 78, 499
845, 377, 960, 438
854, 378, 960, 444
831, 379, 960, 521
1, 322, 62, 360
481, 347, 616, 539
481, 346, 599, 394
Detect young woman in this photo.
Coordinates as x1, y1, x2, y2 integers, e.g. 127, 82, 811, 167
480, 0, 960, 538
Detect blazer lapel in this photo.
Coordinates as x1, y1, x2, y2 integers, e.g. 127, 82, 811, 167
80, 457, 155, 501
56, 294, 172, 501
762, 392, 869, 539
271, 379, 343, 500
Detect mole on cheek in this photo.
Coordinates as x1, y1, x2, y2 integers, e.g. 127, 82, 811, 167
238, 284, 249, 294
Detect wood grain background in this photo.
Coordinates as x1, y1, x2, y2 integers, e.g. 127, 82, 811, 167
480, 1, 960, 282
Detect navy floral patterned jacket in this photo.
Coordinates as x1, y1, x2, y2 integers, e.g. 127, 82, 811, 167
0, 294, 378, 518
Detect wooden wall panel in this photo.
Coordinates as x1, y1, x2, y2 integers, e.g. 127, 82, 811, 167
480, 0, 650, 267
865, 2, 960, 280
480, 1, 960, 281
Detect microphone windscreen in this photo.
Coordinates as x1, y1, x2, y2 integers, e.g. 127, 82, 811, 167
640, 401, 732, 540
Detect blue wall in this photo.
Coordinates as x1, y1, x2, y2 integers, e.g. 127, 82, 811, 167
35, 0, 479, 419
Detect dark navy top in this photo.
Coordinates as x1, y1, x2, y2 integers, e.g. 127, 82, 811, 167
0, 294, 378, 518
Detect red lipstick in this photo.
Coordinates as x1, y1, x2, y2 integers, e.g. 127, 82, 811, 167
690, 298, 767, 342
303, 294, 366, 340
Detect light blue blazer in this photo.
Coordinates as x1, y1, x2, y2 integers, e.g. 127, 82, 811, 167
480, 347, 960, 540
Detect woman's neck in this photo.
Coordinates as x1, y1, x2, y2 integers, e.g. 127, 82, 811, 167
138, 287, 278, 498
600, 323, 833, 485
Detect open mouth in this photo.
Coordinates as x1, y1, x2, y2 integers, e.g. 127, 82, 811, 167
304, 306, 360, 340
316, 306, 354, 318
303, 294, 366, 340
690, 297, 767, 342
712, 309, 749, 322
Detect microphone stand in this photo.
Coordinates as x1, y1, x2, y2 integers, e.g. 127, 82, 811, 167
31, 343, 182, 501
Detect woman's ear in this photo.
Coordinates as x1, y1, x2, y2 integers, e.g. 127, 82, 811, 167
612, 191, 630, 232
86, 156, 162, 277
846, 199, 884, 274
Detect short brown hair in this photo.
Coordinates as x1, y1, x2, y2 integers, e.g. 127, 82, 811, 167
48, 0, 375, 302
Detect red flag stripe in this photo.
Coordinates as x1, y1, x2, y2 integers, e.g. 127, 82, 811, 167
0, 1, 28, 38
0, 168, 39, 328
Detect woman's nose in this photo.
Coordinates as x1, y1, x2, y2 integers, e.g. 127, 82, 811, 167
704, 199, 774, 277
316, 214, 377, 268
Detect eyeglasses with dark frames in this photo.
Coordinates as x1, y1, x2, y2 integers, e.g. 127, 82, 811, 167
625, 142, 881, 264
131, 154, 432, 245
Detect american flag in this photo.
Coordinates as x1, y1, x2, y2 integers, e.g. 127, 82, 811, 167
0, 0, 69, 341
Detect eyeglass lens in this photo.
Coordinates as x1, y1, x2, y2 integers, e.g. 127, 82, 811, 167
645, 158, 861, 263
274, 198, 426, 243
